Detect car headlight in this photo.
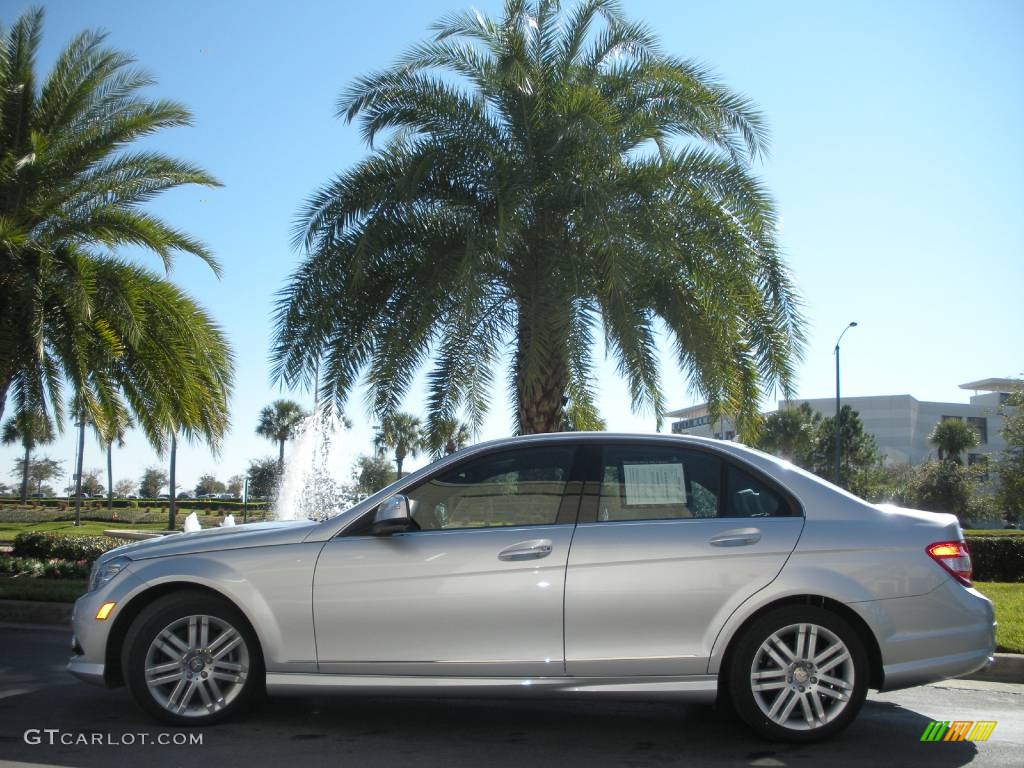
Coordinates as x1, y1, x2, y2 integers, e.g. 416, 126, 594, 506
89, 556, 130, 593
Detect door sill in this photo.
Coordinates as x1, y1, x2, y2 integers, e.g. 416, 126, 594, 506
265, 672, 717, 701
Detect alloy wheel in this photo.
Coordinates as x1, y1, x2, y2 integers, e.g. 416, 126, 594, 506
143, 614, 250, 718
749, 622, 855, 731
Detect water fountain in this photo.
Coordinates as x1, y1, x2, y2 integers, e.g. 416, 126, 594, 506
274, 409, 352, 521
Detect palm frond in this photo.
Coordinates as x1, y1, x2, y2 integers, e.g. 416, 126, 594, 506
273, 0, 803, 435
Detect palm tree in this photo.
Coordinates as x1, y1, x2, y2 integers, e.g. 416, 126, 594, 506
87, 400, 132, 511
256, 400, 311, 473
424, 416, 471, 459
1, 409, 53, 501
272, 0, 803, 442
376, 412, 423, 476
152, 288, 234, 531
0, 8, 222, 428
930, 419, 979, 464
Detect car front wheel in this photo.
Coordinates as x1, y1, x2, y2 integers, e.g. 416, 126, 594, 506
728, 605, 868, 742
122, 591, 263, 725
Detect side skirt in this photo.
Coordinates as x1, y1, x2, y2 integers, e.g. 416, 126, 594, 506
265, 673, 718, 701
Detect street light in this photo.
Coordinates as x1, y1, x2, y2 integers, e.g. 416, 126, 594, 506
834, 321, 858, 486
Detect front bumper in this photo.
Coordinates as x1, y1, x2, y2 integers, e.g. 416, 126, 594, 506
66, 568, 140, 688
67, 655, 107, 686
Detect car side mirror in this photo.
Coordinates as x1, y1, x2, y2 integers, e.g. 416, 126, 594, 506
371, 494, 417, 536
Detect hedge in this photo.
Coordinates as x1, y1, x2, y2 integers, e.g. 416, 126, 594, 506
0, 498, 269, 512
966, 536, 1024, 583
0, 508, 273, 526
12, 532, 119, 563
0, 555, 90, 579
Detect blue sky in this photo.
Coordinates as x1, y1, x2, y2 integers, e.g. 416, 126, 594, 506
2, 0, 1022, 492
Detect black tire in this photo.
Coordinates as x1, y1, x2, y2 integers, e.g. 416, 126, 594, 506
122, 591, 264, 726
727, 605, 868, 743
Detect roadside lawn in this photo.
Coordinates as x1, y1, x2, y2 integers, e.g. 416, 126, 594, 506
974, 582, 1023, 654
0, 520, 167, 543
0, 577, 87, 602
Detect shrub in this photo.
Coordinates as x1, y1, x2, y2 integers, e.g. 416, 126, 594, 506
0, 556, 46, 577
966, 535, 1024, 583
963, 494, 1005, 530
0, 555, 90, 579
12, 532, 117, 563
41, 558, 91, 579
0, 498, 270, 512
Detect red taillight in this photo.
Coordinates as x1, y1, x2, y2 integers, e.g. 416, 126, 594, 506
927, 541, 973, 586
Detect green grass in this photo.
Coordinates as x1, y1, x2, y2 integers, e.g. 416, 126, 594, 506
0, 520, 168, 543
0, 577, 87, 602
974, 582, 1024, 654
965, 529, 1024, 537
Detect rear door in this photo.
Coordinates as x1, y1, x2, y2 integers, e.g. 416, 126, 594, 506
564, 442, 804, 676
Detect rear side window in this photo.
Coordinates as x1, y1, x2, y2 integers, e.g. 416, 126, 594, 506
594, 444, 797, 521
725, 464, 788, 518
597, 446, 720, 521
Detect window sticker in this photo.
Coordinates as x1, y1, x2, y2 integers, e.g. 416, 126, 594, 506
623, 463, 686, 506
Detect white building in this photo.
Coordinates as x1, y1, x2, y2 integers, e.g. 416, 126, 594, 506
667, 403, 738, 441
668, 378, 1019, 466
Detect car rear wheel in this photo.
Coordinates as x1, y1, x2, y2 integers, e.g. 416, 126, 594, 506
728, 605, 868, 742
122, 591, 263, 725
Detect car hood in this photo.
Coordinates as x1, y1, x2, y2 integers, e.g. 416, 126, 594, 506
99, 519, 321, 563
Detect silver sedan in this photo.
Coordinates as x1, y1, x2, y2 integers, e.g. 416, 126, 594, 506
69, 433, 995, 741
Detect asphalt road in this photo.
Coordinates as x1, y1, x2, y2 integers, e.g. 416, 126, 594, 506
1, 625, 1021, 768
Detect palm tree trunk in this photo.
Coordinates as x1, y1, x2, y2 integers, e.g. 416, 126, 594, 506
107, 441, 114, 511
514, 310, 569, 435
0, 378, 9, 428
396, 451, 404, 478
74, 419, 85, 526
167, 433, 177, 530
278, 438, 285, 474
20, 444, 30, 502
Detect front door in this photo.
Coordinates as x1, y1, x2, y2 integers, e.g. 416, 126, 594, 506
565, 443, 804, 676
313, 444, 580, 677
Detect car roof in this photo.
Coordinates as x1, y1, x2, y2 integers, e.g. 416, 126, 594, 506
445, 431, 784, 465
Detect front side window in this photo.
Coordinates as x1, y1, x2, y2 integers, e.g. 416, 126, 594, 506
404, 446, 575, 530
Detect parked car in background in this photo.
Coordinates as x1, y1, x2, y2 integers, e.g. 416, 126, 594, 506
69, 434, 994, 741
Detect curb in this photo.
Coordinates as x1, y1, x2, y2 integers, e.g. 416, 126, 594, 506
963, 653, 1024, 685
0, 599, 72, 627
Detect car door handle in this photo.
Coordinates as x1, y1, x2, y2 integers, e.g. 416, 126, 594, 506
498, 539, 553, 561
709, 528, 762, 547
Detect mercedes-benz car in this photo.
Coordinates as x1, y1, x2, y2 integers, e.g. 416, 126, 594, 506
68, 433, 995, 741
